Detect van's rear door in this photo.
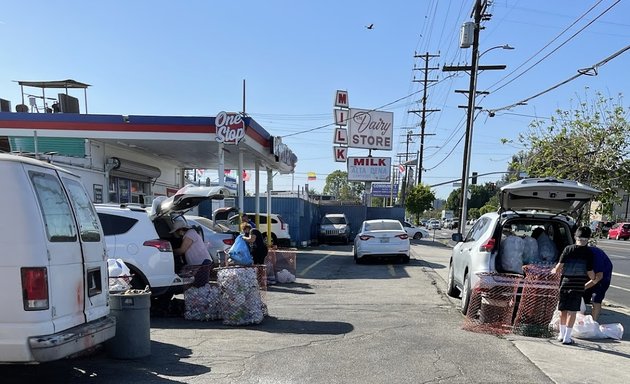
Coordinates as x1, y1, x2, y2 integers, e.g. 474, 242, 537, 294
61, 175, 109, 322
25, 165, 85, 333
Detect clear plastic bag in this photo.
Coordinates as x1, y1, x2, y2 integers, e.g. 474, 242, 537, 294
600, 323, 624, 340
573, 313, 606, 339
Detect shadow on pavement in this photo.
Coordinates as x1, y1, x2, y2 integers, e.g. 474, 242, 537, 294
151, 316, 354, 336
0, 340, 209, 384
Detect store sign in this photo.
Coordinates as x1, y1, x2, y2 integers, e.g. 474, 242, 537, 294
271, 136, 297, 168
347, 109, 393, 150
347, 156, 391, 181
334, 146, 347, 162
333, 128, 348, 144
371, 183, 399, 197
334, 109, 348, 126
215, 111, 245, 144
335, 90, 349, 108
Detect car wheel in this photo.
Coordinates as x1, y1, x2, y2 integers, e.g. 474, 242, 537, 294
413, 232, 422, 240
446, 262, 459, 298
460, 273, 471, 315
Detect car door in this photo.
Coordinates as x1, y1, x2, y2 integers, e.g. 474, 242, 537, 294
62, 176, 109, 322
452, 217, 488, 286
26, 165, 84, 333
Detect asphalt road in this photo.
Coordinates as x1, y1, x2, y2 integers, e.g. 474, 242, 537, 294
593, 238, 630, 309
1, 241, 553, 384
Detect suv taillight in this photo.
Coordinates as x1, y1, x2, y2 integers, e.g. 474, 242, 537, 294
21, 267, 49, 311
222, 238, 234, 246
479, 238, 496, 252
143, 239, 173, 252
280, 217, 286, 231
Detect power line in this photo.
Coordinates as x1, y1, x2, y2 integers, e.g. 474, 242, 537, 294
487, 0, 620, 95
488, 44, 630, 114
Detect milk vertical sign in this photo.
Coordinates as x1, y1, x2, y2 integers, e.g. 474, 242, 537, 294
333, 90, 348, 162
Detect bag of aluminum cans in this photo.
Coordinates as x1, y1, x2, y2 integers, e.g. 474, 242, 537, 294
184, 282, 222, 321
218, 266, 264, 325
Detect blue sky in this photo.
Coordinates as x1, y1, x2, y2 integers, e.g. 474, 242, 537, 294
1, 1, 628, 199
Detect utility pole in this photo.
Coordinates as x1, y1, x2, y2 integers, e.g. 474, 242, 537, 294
442, 0, 508, 235
409, 52, 440, 186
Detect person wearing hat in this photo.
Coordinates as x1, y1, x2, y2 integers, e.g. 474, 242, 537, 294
551, 226, 597, 345
172, 220, 212, 287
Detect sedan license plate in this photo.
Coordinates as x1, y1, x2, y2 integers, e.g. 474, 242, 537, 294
380, 237, 389, 243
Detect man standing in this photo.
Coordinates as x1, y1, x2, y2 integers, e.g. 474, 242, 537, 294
584, 246, 613, 321
551, 226, 597, 345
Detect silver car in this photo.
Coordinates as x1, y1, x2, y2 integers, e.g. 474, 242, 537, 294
446, 178, 600, 314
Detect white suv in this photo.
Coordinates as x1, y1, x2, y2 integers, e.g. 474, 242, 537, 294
446, 178, 600, 314
96, 185, 230, 296
214, 207, 291, 247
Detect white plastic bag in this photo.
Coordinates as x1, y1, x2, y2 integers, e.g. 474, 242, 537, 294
573, 313, 606, 339
549, 309, 561, 332
500, 235, 524, 273
276, 268, 296, 283
600, 323, 624, 340
107, 258, 132, 292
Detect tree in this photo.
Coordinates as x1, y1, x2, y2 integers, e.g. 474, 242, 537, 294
406, 184, 435, 222
323, 170, 365, 202
445, 183, 496, 216
513, 91, 630, 218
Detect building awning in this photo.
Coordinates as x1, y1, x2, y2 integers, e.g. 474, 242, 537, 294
14, 79, 91, 89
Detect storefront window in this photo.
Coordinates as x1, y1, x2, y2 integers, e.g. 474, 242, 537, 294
109, 176, 150, 204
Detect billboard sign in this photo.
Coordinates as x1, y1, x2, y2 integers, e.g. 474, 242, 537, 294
347, 156, 391, 182
215, 111, 245, 144
347, 109, 393, 150
371, 183, 399, 197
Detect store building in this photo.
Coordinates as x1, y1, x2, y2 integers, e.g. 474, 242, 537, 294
0, 80, 297, 211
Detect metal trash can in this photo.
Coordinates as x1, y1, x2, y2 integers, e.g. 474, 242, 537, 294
105, 292, 151, 359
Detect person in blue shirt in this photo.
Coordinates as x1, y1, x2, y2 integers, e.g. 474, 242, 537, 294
584, 246, 613, 322
242, 213, 256, 229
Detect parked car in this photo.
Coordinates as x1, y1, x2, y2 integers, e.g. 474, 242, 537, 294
447, 219, 459, 230
447, 178, 600, 314
0, 154, 115, 363
607, 222, 630, 240
185, 215, 235, 263
319, 213, 351, 244
214, 207, 291, 247
353, 219, 410, 264
96, 185, 230, 296
428, 219, 441, 230
402, 220, 430, 240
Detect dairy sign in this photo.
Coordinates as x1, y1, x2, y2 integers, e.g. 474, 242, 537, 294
215, 111, 246, 144
347, 157, 391, 182
347, 109, 393, 150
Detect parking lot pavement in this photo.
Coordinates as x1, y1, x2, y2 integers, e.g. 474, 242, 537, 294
411, 242, 630, 384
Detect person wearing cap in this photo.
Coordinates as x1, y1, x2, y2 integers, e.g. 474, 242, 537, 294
551, 226, 597, 345
172, 220, 212, 287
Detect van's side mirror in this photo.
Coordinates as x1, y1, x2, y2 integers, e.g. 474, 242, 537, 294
451, 233, 463, 243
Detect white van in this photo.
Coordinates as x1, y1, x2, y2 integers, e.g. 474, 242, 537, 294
0, 154, 115, 363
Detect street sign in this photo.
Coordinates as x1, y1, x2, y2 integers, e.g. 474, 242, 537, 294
371, 183, 399, 197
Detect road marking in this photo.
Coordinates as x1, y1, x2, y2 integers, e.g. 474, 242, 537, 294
612, 271, 630, 279
299, 253, 332, 277
388, 264, 396, 277
610, 284, 630, 293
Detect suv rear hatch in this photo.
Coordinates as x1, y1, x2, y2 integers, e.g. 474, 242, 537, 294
499, 178, 600, 217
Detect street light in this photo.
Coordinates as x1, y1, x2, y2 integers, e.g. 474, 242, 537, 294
458, 42, 515, 236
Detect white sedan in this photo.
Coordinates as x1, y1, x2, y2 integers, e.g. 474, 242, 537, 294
402, 221, 430, 240
353, 219, 410, 264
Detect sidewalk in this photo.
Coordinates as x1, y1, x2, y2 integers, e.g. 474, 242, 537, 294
414, 240, 630, 384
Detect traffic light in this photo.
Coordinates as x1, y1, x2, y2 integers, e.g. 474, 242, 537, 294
471, 172, 478, 185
